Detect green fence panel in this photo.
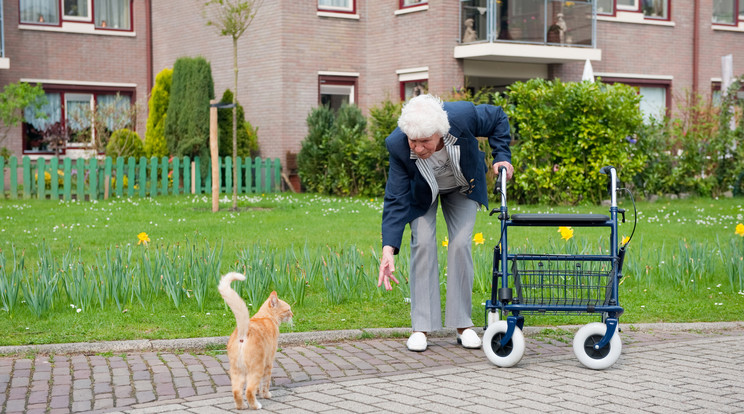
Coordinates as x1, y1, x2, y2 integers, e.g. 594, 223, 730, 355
193, 157, 201, 194
235, 157, 243, 193
50, 158, 59, 199
160, 156, 168, 196
63, 158, 72, 201
127, 157, 136, 197
75, 158, 84, 201
172, 157, 180, 195
115, 157, 124, 197
36, 158, 46, 200
147, 157, 156, 196
183, 156, 191, 194
3, 155, 282, 201
138, 157, 147, 198
104, 157, 112, 199
88, 158, 98, 201
244, 157, 253, 193
204, 157, 213, 194
22, 157, 31, 199
10, 157, 18, 199
224, 156, 232, 194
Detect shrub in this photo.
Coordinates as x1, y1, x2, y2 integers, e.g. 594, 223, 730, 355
217, 89, 259, 158
364, 99, 402, 194
298, 105, 335, 194
489, 79, 646, 205
164, 56, 214, 162
145, 68, 172, 158
106, 129, 144, 161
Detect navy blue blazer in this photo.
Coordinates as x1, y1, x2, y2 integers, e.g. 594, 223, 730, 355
381, 101, 511, 254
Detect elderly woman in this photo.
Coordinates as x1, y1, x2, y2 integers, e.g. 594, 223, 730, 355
378, 94, 513, 352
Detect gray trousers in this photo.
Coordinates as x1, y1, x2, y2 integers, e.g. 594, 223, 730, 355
409, 190, 478, 332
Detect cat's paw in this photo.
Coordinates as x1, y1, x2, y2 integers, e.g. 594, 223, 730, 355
261, 390, 272, 399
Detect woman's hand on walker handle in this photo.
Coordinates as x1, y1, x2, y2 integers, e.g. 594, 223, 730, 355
493, 161, 514, 181
378, 245, 400, 291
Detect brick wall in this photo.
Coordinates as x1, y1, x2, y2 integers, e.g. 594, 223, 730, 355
0, 0, 150, 157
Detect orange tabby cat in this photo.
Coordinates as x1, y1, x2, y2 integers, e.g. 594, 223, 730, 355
218, 272, 293, 410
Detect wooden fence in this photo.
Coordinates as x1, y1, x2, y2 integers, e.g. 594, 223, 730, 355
0, 156, 282, 201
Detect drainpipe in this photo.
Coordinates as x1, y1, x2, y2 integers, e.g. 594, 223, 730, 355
145, 0, 153, 94
692, 0, 699, 96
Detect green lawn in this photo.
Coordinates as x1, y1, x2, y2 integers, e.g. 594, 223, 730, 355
0, 192, 742, 346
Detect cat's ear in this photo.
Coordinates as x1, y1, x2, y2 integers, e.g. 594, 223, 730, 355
269, 291, 278, 307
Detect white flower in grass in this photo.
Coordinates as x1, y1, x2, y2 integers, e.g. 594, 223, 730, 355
76, 308, 82, 313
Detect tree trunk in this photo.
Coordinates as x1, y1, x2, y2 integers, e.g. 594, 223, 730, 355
232, 36, 239, 210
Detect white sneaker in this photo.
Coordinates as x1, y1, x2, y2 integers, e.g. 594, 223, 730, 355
457, 328, 482, 349
406, 332, 427, 352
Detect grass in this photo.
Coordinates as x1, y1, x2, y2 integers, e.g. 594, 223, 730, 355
0, 192, 743, 346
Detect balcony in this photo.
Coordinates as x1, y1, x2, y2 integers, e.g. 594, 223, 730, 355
456, 0, 601, 65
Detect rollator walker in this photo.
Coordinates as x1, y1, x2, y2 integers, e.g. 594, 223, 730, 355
483, 165, 633, 369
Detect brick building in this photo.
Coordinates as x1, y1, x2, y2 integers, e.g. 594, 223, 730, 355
1, 0, 743, 172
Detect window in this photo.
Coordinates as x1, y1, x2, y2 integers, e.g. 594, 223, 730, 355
617, 0, 638, 11
23, 88, 133, 154
20, 0, 131, 30
20, 0, 60, 24
318, 0, 354, 13
400, 80, 427, 102
400, 0, 426, 8
713, 0, 743, 25
602, 78, 670, 123
63, 0, 90, 21
318, 75, 357, 112
638, 86, 667, 123
641, 0, 667, 19
95, 0, 131, 29
597, 0, 669, 20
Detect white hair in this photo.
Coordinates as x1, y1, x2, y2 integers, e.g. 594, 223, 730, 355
397, 94, 450, 139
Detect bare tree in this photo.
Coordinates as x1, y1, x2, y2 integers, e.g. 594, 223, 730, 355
202, 0, 263, 210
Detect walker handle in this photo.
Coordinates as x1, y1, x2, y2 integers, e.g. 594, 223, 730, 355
599, 166, 618, 207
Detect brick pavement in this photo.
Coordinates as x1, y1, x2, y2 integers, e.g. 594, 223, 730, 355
1, 322, 743, 413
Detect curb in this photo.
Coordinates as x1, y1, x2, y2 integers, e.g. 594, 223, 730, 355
1, 321, 742, 356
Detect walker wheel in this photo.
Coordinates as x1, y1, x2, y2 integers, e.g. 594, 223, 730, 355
572, 322, 622, 370
483, 320, 525, 368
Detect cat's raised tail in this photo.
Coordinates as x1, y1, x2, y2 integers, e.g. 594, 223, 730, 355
218, 272, 251, 339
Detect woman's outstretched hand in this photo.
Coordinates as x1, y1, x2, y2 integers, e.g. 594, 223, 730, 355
378, 245, 400, 291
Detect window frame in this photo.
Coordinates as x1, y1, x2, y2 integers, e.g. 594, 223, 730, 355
318, 75, 358, 111
399, 79, 428, 102
317, 0, 356, 14
22, 85, 135, 155
712, 0, 743, 26
62, 0, 92, 22
19, 0, 133, 32
597, 0, 671, 21
399, 0, 427, 9
601, 77, 672, 122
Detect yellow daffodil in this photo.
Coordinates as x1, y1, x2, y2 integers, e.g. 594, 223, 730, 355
558, 226, 574, 241
473, 232, 485, 245
621, 236, 630, 246
736, 223, 744, 237
137, 232, 150, 246
442, 237, 448, 247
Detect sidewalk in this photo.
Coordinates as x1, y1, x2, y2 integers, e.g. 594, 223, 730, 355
1, 322, 743, 414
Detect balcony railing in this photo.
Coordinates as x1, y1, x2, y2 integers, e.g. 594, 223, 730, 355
459, 0, 595, 48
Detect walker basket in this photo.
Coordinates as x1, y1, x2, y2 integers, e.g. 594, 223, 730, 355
510, 254, 616, 313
